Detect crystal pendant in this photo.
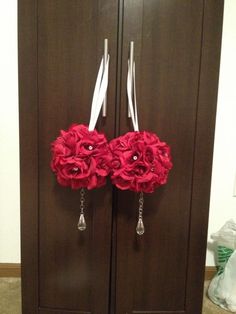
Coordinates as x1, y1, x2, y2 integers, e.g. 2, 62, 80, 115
77, 213, 86, 231
136, 217, 145, 235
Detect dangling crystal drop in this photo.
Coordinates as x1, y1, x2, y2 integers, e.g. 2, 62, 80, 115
78, 188, 87, 231
77, 213, 86, 231
136, 217, 145, 235
136, 192, 145, 235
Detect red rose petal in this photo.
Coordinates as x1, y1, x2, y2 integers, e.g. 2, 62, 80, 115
109, 131, 172, 193
51, 124, 111, 190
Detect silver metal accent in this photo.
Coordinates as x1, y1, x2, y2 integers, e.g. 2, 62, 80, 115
136, 191, 145, 235
78, 188, 86, 231
128, 41, 134, 118
102, 38, 108, 117
80, 188, 85, 214
138, 191, 144, 219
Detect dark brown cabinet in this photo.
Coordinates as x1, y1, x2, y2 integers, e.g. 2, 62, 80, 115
19, 1, 224, 314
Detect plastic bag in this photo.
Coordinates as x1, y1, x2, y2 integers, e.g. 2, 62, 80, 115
211, 219, 236, 250
208, 220, 236, 312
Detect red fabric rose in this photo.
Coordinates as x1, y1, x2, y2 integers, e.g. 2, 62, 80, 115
51, 124, 112, 190
109, 131, 173, 193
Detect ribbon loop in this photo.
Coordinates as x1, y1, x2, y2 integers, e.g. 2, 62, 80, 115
127, 59, 139, 131
88, 54, 110, 131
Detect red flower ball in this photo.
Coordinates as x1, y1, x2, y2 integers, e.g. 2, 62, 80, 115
51, 124, 112, 190
109, 131, 173, 193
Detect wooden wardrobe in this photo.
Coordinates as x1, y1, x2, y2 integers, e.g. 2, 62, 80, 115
18, 1, 224, 313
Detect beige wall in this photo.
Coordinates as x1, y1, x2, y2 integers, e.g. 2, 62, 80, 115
0, 0, 20, 263
206, 0, 236, 266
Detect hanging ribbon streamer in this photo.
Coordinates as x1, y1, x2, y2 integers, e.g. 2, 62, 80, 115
127, 60, 139, 131
78, 54, 110, 230
89, 55, 110, 131
51, 42, 111, 232
127, 58, 145, 235
109, 45, 173, 236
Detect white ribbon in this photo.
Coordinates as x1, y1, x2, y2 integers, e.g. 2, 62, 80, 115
88, 54, 110, 131
127, 60, 139, 131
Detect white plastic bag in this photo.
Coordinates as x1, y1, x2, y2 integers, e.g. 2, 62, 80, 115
211, 219, 236, 250
208, 220, 236, 312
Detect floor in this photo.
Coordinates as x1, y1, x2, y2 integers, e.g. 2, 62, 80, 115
0, 278, 230, 314
0, 278, 21, 314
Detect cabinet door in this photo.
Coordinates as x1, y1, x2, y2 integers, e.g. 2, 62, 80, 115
19, 1, 118, 313
114, 1, 223, 314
